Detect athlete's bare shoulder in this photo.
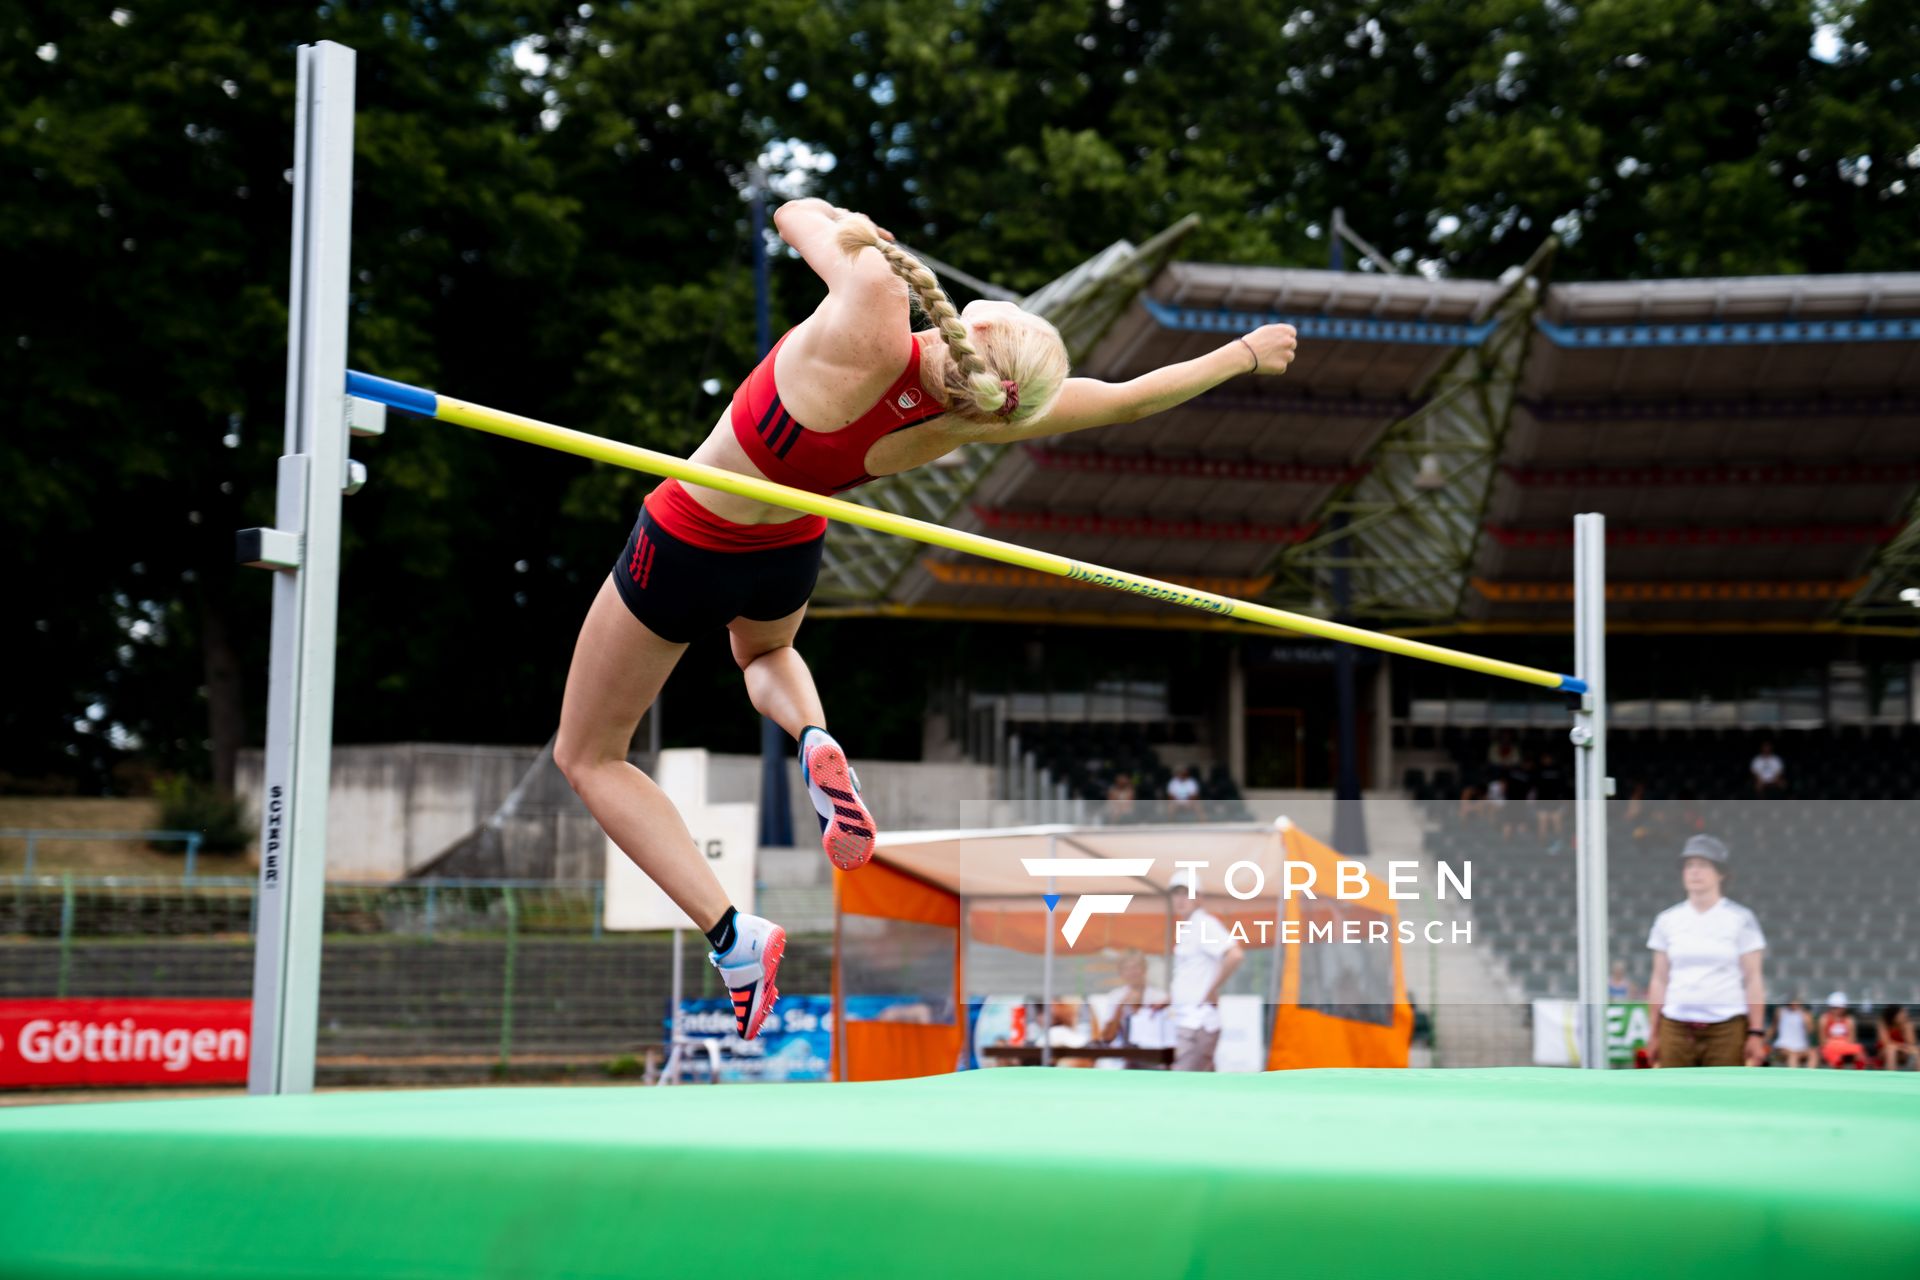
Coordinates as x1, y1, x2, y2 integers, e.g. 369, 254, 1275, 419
775, 287, 914, 430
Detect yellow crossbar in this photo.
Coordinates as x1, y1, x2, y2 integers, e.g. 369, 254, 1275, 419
345, 371, 1584, 693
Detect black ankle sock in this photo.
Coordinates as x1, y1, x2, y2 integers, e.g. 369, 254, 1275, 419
705, 906, 739, 956
798, 724, 828, 749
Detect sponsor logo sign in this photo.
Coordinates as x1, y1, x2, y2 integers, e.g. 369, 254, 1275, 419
0, 999, 251, 1087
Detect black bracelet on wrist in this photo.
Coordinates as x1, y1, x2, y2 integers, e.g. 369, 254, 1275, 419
1238, 335, 1259, 372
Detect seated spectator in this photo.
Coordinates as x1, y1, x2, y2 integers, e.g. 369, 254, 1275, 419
1607, 960, 1640, 1002
1104, 773, 1137, 825
1045, 997, 1095, 1068
1770, 998, 1815, 1068
1090, 950, 1169, 1068
1750, 739, 1787, 797
1878, 1005, 1918, 1071
1457, 783, 1489, 826
1819, 993, 1866, 1068
1487, 728, 1521, 772
1166, 765, 1201, 820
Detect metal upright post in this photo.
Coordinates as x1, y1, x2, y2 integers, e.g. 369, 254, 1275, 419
499, 887, 520, 1071
56, 875, 75, 999
1572, 513, 1610, 1069
244, 41, 357, 1095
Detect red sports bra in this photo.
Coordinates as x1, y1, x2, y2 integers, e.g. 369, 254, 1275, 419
729, 330, 946, 496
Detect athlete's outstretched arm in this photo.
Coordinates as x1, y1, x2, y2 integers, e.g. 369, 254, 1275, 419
774, 199, 908, 359
985, 322, 1297, 442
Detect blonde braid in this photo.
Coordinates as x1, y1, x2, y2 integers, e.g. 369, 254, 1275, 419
835, 220, 1014, 420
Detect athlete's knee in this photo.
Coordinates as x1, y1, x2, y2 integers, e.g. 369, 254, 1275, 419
731, 635, 792, 672
552, 733, 591, 791
554, 730, 623, 792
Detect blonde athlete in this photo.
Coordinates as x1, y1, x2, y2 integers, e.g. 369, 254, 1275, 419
553, 200, 1298, 1038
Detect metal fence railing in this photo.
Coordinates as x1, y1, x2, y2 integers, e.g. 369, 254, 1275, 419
0, 829, 207, 880
0, 877, 832, 1083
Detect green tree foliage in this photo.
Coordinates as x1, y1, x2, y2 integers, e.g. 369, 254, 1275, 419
4, 0, 1914, 790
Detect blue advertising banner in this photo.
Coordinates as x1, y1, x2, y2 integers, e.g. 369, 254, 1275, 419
673, 995, 832, 1082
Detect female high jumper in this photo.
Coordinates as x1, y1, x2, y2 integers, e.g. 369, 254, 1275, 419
553, 199, 1298, 1039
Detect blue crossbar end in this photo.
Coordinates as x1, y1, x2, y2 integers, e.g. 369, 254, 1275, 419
346, 370, 438, 418
1559, 676, 1589, 695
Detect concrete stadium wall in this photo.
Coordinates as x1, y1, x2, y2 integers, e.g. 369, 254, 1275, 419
237, 745, 995, 882
237, 745, 545, 881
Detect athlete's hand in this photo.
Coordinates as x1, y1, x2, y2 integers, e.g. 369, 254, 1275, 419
1241, 323, 1298, 376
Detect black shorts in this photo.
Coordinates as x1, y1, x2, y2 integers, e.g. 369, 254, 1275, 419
610, 508, 824, 643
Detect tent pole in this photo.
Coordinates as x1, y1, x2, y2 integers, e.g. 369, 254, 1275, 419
1041, 836, 1056, 1068
832, 875, 846, 1082
670, 927, 683, 1082
1266, 825, 1286, 1062
956, 887, 970, 1071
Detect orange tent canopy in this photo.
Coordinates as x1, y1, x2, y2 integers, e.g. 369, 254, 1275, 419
834, 822, 1411, 1079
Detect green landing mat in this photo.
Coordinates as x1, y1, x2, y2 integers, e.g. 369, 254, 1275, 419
3, 1068, 1918, 1279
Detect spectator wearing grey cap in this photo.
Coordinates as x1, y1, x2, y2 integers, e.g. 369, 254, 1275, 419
1644, 834, 1769, 1068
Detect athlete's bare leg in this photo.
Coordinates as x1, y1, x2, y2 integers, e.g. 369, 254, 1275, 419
731, 604, 876, 869
554, 577, 728, 930
729, 604, 825, 738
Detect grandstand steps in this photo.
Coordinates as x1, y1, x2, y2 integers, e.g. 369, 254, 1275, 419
1378, 794, 1534, 1066
920, 713, 969, 764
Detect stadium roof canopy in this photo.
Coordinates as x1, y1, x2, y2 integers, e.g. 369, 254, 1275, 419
815, 229, 1920, 637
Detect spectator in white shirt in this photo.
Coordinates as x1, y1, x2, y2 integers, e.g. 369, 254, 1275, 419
1166, 766, 1202, 820
1167, 867, 1243, 1070
1769, 998, 1815, 1068
1749, 740, 1786, 797
1645, 834, 1768, 1067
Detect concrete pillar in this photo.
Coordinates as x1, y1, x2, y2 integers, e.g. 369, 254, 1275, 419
1227, 645, 1247, 784
1373, 657, 1394, 791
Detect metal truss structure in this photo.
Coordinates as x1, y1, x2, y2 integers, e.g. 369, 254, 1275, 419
1266, 240, 1558, 622
812, 217, 1200, 603
1843, 495, 1920, 622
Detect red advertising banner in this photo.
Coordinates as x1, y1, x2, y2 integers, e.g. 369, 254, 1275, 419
0, 999, 251, 1087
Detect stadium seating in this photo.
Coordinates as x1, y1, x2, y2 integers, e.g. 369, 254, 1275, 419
1424, 797, 1918, 1016
1003, 719, 1254, 822
1422, 725, 1920, 801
